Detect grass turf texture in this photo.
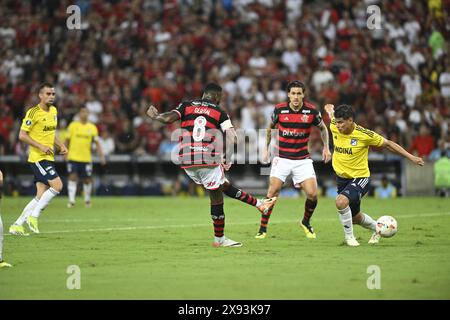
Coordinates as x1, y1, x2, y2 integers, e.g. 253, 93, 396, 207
1, 196, 449, 299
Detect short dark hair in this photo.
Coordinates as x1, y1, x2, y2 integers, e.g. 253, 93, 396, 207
38, 83, 54, 92
286, 80, 305, 93
334, 104, 355, 120
203, 83, 222, 95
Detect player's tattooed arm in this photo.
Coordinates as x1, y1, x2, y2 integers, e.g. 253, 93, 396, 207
318, 121, 331, 163
382, 138, 425, 166
263, 122, 276, 163
146, 105, 180, 124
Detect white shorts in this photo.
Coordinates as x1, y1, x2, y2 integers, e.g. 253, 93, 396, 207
184, 165, 225, 190
270, 157, 316, 187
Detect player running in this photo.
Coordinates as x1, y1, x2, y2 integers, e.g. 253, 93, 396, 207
9, 83, 68, 235
256, 80, 331, 239
324, 104, 424, 246
65, 107, 106, 208
0, 170, 12, 268
146, 83, 275, 247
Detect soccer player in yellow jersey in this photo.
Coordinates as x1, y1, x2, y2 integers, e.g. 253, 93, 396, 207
0, 170, 12, 268
66, 107, 105, 208
324, 104, 424, 246
9, 83, 68, 235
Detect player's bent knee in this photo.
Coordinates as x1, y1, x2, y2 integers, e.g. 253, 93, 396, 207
306, 191, 318, 200
335, 195, 349, 209
49, 179, 63, 193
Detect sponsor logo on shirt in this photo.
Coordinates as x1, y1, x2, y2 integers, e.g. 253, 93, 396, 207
282, 130, 305, 137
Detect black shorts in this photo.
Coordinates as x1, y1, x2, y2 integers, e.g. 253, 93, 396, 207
30, 160, 59, 185
336, 176, 370, 216
67, 161, 93, 178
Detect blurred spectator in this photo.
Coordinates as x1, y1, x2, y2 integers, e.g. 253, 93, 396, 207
281, 38, 303, 74
0, 106, 14, 153
312, 62, 334, 93
158, 130, 178, 158
401, 65, 422, 108
0, 134, 5, 155
428, 26, 445, 60
97, 129, 115, 157
116, 120, 139, 154
375, 176, 397, 199
439, 64, 450, 99
410, 124, 436, 159
266, 80, 285, 104
429, 138, 450, 161
434, 151, 450, 197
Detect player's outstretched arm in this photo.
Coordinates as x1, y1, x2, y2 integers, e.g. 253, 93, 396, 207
146, 105, 180, 124
382, 138, 425, 166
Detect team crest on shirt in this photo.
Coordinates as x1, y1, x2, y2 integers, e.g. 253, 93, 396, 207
351, 139, 358, 146
301, 114, 309, 122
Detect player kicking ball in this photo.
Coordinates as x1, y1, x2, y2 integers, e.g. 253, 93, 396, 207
146, 83, 275, 247
324, 104, 424, 246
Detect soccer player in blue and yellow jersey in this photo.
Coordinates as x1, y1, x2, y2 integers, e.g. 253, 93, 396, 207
66, 107, 105, 208
324, 104, 424, 246
0, 170, 12, 268
9, 83, 68, 235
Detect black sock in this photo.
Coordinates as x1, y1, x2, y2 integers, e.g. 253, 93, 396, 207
223, 184, 257, 206
211, 203, 225, 238
302, 198, 317, 225
259, 208, 273, 233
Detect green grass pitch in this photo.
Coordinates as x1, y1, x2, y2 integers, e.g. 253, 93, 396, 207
1, 196, 449, 299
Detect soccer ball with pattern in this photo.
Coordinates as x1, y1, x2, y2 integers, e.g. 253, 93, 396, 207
376, 215, 398, 238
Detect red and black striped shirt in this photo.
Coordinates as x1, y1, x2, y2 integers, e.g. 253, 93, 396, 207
174, 99, 233, 168
272, 101, 322, 160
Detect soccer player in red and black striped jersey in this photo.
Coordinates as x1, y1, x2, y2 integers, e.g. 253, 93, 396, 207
146, 83, 275, 247
256, 80, 332, 239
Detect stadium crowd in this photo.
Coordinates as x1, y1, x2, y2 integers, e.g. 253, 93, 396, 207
0, 0, 449, 162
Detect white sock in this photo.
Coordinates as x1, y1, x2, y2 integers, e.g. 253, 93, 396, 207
256, 199, 262, 207
68, 181, 77, 204
338, 206, 354, 239
14, 198, 39, 226
31, 188, 59, 218
360, 213, 377, 231
83, 183, 92, 203
214, 236, 224, 243
0, 214, 3, 261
